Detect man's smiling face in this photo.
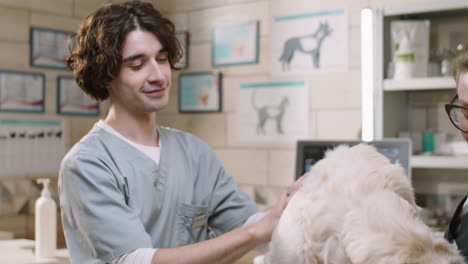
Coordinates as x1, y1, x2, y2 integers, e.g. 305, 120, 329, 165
107, 29, 172, 115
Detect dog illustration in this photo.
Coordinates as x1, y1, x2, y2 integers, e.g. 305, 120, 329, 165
251, 90, 290, 135
279, 21, 332, 71
256, 144, 464, 264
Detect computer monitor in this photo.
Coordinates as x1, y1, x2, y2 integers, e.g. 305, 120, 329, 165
295, 138, 411, 180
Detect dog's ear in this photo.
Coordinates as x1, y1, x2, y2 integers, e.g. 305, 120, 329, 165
395, 225, 466, 264
324, 144, 350, 159
379, 164, 417, 209
306, 159, 330, 187
431, 236, 466, 263
342, 191, 419, 264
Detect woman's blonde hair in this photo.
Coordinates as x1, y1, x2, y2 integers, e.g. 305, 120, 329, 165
453, 44, 468, 84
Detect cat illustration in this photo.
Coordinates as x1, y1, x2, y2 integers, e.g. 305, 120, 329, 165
251, 90, 290, 135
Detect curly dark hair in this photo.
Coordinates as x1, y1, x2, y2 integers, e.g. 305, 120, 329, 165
453, 44, 468, 84
66, 1, 182, 101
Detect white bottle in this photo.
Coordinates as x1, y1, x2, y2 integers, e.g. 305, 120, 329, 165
35, 178, 57, 261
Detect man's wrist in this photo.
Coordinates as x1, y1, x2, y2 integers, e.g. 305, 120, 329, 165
247, 219, 270, 246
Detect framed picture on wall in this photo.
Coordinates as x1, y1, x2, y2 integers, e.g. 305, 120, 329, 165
270, 9, 348, 75
178, 72, 222, 113
0, 70, 45, 113
236, 80, 309, 142
30, 27, 73, 69
175, 31, 189, 69
57, 76, 99, 116
212, 20, 259, 67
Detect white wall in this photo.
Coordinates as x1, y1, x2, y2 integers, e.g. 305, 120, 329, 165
159, 0, 367, 206
0, 0, 464, 217
0, 0, 160, 239
157, 0, 468, 208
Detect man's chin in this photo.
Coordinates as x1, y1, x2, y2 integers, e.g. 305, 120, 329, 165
148, 101, 169, 113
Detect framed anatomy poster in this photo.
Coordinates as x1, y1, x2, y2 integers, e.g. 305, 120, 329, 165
212, 20, 259, 67
175, 31, 189, 69
30, 27, 72, 69
178, 72, 222, 113
57, 76, 99, 116
236, 80, 309, 142
271, 9, 348, 75
0, 70, 45, 113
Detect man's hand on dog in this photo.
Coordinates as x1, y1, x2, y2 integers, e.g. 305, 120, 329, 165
252, 173, 309, 244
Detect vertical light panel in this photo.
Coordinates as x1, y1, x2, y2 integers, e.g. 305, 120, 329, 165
361, 8, 374, 142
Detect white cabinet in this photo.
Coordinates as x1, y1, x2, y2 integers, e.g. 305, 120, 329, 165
368, 2, 468, 170
364, 2, 468, 227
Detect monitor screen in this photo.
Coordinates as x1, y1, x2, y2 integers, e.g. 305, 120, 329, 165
295, 139, 411, 180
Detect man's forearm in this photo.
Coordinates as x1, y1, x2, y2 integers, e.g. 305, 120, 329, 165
151, 186, 294, 264
152, 222, 263, 264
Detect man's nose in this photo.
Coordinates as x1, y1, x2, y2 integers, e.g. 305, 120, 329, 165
148, 59, 165, 81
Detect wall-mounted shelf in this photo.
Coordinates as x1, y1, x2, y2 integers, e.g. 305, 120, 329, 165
411, 155, 468, 169
383, 77, 456, 91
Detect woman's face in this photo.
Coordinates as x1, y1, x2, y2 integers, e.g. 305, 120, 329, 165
458, 71, 468, 142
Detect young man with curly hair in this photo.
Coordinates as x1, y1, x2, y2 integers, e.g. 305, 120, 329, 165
59, 1, 303, 264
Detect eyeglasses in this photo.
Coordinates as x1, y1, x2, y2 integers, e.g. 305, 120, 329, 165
445, 95, 468, 132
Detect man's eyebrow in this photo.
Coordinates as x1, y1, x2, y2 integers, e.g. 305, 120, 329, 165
122, 54, 144, 63
121, 49, 168, 63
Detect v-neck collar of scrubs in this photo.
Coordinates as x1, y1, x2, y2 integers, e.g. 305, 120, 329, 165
97, 120, 162, 165
91, 122, 169, 175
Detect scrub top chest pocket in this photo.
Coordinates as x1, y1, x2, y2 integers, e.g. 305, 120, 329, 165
176, 203, 209, 246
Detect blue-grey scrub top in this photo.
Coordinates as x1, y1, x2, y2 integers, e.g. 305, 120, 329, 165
58, 124, 258, 264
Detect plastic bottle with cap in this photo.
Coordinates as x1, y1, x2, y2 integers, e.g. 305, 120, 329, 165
35, 178, 57, 261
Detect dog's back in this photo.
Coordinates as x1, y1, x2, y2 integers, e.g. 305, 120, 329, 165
258, 144, 464, 264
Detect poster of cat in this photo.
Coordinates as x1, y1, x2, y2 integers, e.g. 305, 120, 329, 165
236, 81, 309, 142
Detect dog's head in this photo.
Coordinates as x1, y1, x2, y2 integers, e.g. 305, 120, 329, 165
303, 144, 416, 208
302, 144, 463, 263
264, 144, 464, 264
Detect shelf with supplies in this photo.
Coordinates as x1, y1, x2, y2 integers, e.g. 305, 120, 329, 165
411, 155, 468, 169
366, 2, 468, 140
363, 1, 468, 229
383, 77, 456, 91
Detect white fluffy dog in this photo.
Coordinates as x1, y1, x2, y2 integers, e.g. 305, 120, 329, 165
256, 144, 465, 264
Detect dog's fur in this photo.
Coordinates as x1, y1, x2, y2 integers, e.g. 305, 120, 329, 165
256, 144, 465, 264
